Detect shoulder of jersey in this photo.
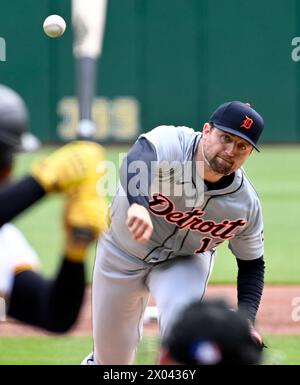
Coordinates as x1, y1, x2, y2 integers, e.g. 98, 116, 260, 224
154, 125, 199, 136
240, 168, 261, 200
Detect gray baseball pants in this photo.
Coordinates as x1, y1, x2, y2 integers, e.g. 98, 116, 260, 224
91, 233, 215, 364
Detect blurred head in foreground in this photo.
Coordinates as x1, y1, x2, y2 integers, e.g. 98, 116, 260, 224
159, 298, 263, 365
0, 84, 40, 182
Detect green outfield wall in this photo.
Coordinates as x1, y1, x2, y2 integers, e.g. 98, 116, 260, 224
0, 0, 299, 143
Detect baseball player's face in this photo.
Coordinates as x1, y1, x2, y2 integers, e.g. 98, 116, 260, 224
202, 125, 253, 175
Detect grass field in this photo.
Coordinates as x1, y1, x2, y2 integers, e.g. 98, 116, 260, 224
0, 334, 299, 365
11, 144, 300, 283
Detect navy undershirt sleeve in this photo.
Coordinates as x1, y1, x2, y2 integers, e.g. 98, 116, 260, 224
0, 175, 46, 226
120, 137, 157, 207
236, 256, 265, 324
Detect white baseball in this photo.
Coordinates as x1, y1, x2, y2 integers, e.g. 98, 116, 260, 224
43, 15, 66, 38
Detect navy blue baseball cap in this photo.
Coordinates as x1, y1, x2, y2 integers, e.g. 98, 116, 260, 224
209, 101, 264, 151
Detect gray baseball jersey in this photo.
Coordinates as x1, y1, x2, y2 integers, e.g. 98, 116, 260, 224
109, 125, 264, 263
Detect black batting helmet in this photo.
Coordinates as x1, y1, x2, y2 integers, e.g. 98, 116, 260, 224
162, 299, 263, 365
0, 84, 29, 151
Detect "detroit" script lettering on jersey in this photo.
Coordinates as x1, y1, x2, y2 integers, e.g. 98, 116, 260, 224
149, 193, 247, 240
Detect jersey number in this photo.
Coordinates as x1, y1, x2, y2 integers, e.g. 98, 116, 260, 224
195, 237, 223, 253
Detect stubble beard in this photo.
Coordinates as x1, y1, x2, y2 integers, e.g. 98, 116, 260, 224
208, 156, 233, 175
202, 144, 233, 176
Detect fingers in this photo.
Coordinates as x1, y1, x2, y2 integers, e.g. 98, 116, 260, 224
126, 216, 153, 243
126, 215, 137, 229
126, 204, 154, 243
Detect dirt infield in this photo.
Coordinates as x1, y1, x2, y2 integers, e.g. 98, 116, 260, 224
1, 285, 300, 336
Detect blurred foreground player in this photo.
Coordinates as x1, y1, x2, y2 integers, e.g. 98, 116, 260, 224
159, 299, 263, 365
0, 84, 108, 332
